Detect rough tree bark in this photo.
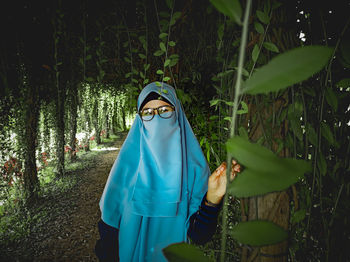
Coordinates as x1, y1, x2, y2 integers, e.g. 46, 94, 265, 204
23, 83, 40, 202
68, 82, 78, 162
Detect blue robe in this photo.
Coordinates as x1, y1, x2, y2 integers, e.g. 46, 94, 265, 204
99, 82, 209, 261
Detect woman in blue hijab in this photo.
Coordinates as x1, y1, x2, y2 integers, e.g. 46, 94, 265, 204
96, 82, 240, 262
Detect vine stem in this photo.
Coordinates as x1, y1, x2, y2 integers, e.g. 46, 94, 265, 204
220, 1, 252, 261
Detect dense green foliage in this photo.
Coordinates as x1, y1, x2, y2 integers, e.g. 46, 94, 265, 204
0, 0, 349, 261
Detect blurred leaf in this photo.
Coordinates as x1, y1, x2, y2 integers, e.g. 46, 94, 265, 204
226, 136, 311, 197
138, 53, 146, 59
169, 41, 176, 47
164, 59, 171, 67
154, 50, 164, 56
163, 76, 171, 81
325, 87, 338, 111
144, 64, 150, 71
252, 44, 259, 62
237, 101, 248, 114
306, 124, 318, 146
263, 42, 279, 53
320, 122, 335, 145
238, 127, 249, 140
163, 242, 210, 262
336, 78, 350, 89
233, 67, 249, 77
124, 57, 131, 63
210, 0, 242, 25
256, 10, 270, 24
291, 209, 306, 224
160, 42, 167, 52
254, 22, 264, 34
244, 46, 333, 95
288, 106, 303, 141
159, 33, 168, 39
317, 152, 327, 176
156, 70, 164, 75
210, 99, 222, 106
230, 220, 288, 246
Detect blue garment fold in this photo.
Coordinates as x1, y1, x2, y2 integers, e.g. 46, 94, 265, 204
99, 82, 210, 261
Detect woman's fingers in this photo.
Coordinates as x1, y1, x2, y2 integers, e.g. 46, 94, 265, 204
213, 162, 226, 177
230, 159, 241, 181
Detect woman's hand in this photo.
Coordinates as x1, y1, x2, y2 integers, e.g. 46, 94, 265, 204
206, 160, 241, 205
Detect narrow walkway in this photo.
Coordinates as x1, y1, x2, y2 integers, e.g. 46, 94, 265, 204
35, 133, 127, 261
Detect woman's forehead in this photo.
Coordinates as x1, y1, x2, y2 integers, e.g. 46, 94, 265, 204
142, 99, 172, 109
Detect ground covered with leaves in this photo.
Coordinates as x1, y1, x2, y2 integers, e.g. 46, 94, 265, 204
0, 133, 127, 262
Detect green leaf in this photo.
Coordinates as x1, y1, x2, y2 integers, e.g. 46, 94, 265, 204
143, 79, 149, 85
210, 99, 222, 106
156, 69, 164, 75
320, 122, 335, 145
237, 101, 248, 114
160, 42, 167, 52
164, 59, 171, 67
252, 44, 259, 62
172, 12, 182, 22
325, 87, 338, 111
306, 124, 318, 146
244, 46, 333, 95
154, 50, 164, 56
336, 78, 350, 89
210, 0, 242, 25
144, 64, 150, 71
288, 106, 303, 141
159, 32, 168, 39
291, 209, 306, 224
256, 10, 270, 24
124, 57, 131, 63
163, 243, 210, 262
254, 22, 264, 34
263, 42, 279, 53
238, 127, 249, 140
224, 116, 231, 122
226, 136, 311, 197
168, 41, 176, 47
140, 71, 145, 78
317, 152, 327, 176
230, 220, 288, 246
138, 53, 146, 59
86, 77, 94, 82
163, 76, 171, 81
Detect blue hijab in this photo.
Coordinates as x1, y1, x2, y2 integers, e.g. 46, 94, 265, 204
99, 82, 209, 261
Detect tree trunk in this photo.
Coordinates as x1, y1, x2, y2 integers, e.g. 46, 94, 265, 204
69, 82, 78, 161
93, 99, 101, 144
242, 94, 290, 262
55, 80, 65, 177
23, 84, 40, 202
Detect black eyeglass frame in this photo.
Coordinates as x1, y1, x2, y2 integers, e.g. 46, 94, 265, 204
138, 105, 176, 121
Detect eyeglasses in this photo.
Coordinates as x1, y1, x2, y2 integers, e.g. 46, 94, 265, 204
139, 105, 175, 121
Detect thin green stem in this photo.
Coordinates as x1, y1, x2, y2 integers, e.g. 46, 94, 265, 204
220, 1, 252, 261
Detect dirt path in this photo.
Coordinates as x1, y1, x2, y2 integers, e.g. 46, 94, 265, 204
30, 133, 126, 262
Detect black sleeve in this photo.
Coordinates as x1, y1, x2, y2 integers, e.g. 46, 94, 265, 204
187, 193, 222, 245
95, 220, 119, 262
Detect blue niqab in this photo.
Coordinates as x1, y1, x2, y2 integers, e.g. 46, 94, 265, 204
99, 82, 209, 261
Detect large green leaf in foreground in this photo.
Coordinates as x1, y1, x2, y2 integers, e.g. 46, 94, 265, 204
226, 136, 311, 197
210, 0, 242, 25
244, 46, 333, 94
230, 220, 288, 246
163, 242, 210, 262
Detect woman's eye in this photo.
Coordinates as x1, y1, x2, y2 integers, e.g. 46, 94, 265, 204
159, 107, 169, 114
142, 109, 153, 116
